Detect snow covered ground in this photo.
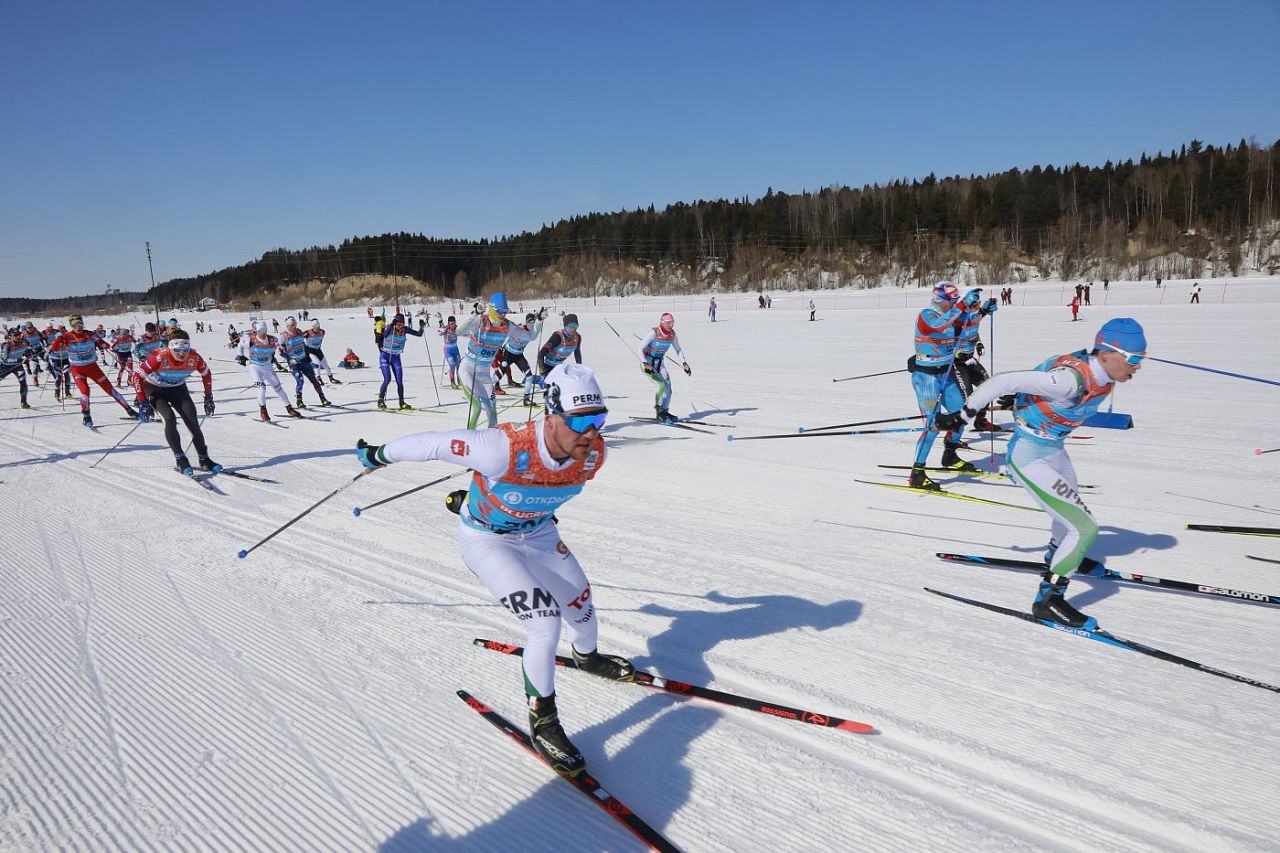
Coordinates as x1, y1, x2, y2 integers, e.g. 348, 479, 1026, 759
1, 277, 1278, 852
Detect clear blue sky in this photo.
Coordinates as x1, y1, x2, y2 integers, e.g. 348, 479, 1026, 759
2, 0, 1277, 299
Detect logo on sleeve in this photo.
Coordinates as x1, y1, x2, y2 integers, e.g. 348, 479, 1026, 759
451, 439, 469, 457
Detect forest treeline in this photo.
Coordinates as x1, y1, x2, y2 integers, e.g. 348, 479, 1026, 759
147, 136, 1280, 307
10, 137, 1275, 315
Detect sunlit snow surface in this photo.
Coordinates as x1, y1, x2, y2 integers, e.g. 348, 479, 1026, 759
1, 277, 1277, 851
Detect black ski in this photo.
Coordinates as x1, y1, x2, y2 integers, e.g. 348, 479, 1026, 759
877, 465, 1097, 489
1187, 524, 1280, 537
631, 417, 714, 434
215, 469, 279, 484
474, 638, 875, 733
925, 587, 1280, 693
456, 690, 679, 852
1247, 555, 1280, 566
936, 552, 1280, 607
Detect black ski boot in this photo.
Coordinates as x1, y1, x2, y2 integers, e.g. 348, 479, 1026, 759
1031, 572, 1098, 630
82, 411, 94, 428
198, 454, 223, 474
655, 408, 678, 424
174, 453, 194, 476
328, 375, 342, 384
528, 694, 585, 777
908, 464, 941, 491
376, 395, 388, 410
572, 646, 635, 682
295, 394, 308, 410
398, 400, 412, 411
941, 442, 980, 472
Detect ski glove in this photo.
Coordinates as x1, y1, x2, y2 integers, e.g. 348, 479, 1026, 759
203, 395, 216, 416
962, 288, 983, 307
356, 438, 389, 469
682, 363, 692, 376
235, 355, 248, 366
934, 407, 976, 431
981, 297, 999, 314
642, 363, 655, 375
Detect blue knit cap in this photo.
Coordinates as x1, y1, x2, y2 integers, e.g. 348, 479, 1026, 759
1095, 318, 1146, 354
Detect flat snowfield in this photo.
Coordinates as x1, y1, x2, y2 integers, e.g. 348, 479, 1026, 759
2, 278, 1277, 852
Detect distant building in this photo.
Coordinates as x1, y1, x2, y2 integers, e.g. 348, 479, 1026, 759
197, 297, 217, 311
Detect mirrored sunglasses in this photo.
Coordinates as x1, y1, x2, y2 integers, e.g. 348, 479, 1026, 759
1100, 342, 1146, 365
561, 411, 607, 433
565, 322, 578, 331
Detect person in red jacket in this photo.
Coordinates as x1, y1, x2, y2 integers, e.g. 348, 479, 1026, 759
47, 315, 137, 427
135, 329, 220, 475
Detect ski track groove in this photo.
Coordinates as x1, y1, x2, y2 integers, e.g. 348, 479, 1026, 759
159, 566, 376, 846
3, 300, 1277, 851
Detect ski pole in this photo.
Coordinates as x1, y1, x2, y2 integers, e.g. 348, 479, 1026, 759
1147, 357, 1280, 388
798, 414, 922, 433
422, 327, 443, 406
237, 465, 378, 558
89, 420, 144, 469
832, 368, 908, 383
602, 318, 644, 364
728, 426, 926, 442
353, 468, 469, 516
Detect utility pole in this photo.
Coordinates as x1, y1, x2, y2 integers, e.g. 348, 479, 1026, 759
146, 241, 160, 326
392, 239, 399, 314
915, 227, 929, 288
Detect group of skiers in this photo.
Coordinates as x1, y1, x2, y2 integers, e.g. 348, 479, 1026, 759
5, 285, 1150, 785
909, 281, 1148, 631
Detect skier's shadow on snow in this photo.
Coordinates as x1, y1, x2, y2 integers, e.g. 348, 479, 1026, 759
0, 443, 168, 469
1007, 526, 1176, 563
634, 589, 862, 685
689, 404, 757, 419
233, 447, 357, 473
379, 696, 715, 851
378, 591, 858, 851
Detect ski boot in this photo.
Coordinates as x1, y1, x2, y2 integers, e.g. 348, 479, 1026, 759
973, 413, 1004, 432
259, 406, 271, 422
1031, 572, 1098, 630
376, 396, 388, 410
174, 453, 195, 476
493, 384, 508, 396
285, 405, 303, 418
19, 401, 33, 410
124, 405, 139, 419
398, 400, 412, 411
941, 442, 980, 473
320, 395, 333, 407
294, 395, 307, 410
528, 694, 585, 778
82, 411, 94, 428
328, 375, 341, 384
655, 408, 678, 424
908, 464, 941, 491
198, 454, 223, 474
571, 646, 635, 682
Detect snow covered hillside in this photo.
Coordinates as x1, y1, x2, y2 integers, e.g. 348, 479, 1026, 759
2, 278, 1278, 851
